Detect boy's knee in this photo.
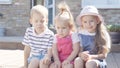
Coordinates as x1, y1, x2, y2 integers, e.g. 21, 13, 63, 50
28, 59, 39, 68
30, 58, 39, 64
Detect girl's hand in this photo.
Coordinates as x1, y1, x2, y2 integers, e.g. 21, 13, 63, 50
62, 59, 70, 66
80, 51, 91, 61
54, 60, 61, 68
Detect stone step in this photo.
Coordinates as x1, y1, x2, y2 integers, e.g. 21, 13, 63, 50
0, 37, 23, 42
110, 43, 120, 52
0, 37, 120, 52
0, 37, 24, 50
0, 42, 24, 50
0, 43, 119, 52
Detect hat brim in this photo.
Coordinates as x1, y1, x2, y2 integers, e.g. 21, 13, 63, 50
76, 13, 104, 26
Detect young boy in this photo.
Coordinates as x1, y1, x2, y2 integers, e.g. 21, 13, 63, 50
22, 5, 54, 68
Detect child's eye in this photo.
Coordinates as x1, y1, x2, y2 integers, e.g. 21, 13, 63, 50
35, 20, 38, 23
90, 20, 94, 22
62, 27, 66, 29
41, 19, 45, 23
84, 21, 87, 23
57, 27, 59, 29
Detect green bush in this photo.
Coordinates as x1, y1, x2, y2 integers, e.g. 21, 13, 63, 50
106, 24, 120, 32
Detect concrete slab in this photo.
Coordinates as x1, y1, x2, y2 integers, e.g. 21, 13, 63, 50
0, 49, 24, 68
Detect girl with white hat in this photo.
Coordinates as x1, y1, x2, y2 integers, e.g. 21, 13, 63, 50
74, 6, 111, 68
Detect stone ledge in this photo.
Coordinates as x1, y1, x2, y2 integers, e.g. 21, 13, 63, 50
110, 43, 120, 52
0, 36, 120, 52
0, 36, 24, 50
0, 42, 24, 50
0, 36, 23, 42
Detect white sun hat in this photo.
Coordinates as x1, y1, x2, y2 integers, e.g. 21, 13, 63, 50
76, 5, 104, 26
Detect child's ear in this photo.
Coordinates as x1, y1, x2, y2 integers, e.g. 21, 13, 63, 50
46, 18, 48, 23
97, 20, 100, 24
96, 17, 101, 24
29, 18, 33, 25
45, 18, 48, 25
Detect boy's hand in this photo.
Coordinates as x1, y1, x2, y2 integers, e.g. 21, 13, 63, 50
42, 56, 51, 65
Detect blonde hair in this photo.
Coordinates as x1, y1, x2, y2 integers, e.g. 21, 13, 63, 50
94, 20, 111, 55
55, 1, 76, 32
30, 5, 48, 19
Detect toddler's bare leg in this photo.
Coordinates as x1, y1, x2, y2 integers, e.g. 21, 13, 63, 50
74, 57, 84, 68
49, 63, 57, 68
62, 63, 73, 68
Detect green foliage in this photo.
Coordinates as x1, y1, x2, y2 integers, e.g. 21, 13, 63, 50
106, 24, 120, 32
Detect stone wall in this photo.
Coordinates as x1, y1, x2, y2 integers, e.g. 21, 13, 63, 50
55, 0, 120, 24
0, 0, 120, 36
0, 0, 30, 36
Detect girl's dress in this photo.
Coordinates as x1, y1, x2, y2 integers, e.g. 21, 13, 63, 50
53, 33, 80, 63
78, 30, 107, 68
56, 34, 73, 62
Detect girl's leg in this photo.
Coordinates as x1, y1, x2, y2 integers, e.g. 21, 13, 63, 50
28, 58, 39, 68
86, 59, 99, 68
62, 63, 73, 68
49, 63, 57, 68
74, 57, 84, 68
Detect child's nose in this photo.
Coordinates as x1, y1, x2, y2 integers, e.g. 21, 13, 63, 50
59, 29, 62, 33
38, 22, 42, 24
87, 22, 90, 25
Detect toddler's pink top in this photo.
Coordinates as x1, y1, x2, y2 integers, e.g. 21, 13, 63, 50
56, 34, 73, 62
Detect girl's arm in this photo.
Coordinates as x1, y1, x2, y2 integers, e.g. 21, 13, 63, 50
88, 53, 107, 60
66, 32, 81, 61
66, 42, 80, 62
24, 45, 31, 68
80, 51, 107, 61
52, 43, 61, 68
78, 46, 83, 56
52, 43, 59, 61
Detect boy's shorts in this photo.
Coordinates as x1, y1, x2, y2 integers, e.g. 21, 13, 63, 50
28, 54, 45, 64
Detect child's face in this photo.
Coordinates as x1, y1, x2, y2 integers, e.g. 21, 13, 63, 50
55, 21, 70, 38
30, 13, 47, 31
81, 15, 99, 33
